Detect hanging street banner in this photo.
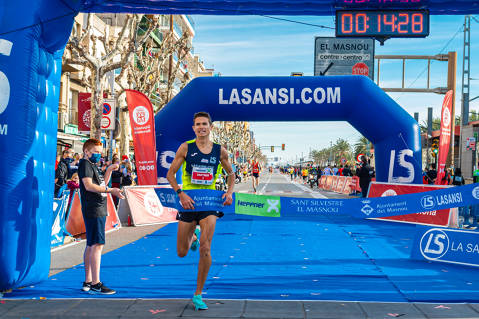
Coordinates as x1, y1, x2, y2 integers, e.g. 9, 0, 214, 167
411, 226, 479, 268
314, 37, 374, 80
436, 90, 453, 185
126, 89, 158, 185
155, 183, 479, 220
78, 92, 91, 133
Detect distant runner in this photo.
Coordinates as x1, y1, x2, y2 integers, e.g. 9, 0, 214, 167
251, 159, 261, 192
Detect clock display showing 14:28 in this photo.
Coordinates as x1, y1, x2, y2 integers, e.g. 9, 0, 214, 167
336, 10, 429, 37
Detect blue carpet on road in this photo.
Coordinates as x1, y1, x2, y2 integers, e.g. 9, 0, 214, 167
5, 213, 479, 302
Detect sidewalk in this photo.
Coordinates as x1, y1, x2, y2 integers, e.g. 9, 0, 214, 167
2, 298, 479, 318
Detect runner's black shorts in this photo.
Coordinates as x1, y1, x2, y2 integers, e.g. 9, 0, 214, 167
252, 172, 259, 178
176, 211, 224, 223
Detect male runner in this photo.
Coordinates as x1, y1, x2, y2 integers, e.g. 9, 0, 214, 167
166, 112, 234, 311
251, 159, 260, 192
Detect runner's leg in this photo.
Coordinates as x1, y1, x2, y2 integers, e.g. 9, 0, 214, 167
177, 220, 198, 257
195, 215, 217, 295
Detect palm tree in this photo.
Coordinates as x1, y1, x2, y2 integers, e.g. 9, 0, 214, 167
333, 138, 352, 164
354, 136, 371, 157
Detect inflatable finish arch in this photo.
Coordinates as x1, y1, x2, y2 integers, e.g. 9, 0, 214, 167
1, 0, 479, 292
155, 76, 421, 185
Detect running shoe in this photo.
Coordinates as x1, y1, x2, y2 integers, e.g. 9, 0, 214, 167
81, 282, 91, 292
89, 282, 116, 295
192, 294, 208, 311
191, 227, 200, 251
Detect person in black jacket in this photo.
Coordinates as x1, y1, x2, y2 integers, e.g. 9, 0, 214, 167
342, 164, 353, 177
54, 149, 73, 197
357, 155, 374, 197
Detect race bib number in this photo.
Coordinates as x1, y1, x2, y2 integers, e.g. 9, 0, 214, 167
191, 165, 214, 185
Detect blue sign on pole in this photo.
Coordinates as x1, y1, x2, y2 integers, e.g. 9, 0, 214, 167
411, 226, 479, 267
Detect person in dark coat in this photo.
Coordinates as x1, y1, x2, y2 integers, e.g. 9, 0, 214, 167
54, 149, 73, 197
357, 155, 374, 197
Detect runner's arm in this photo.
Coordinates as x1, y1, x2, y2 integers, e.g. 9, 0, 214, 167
220, 146, 234, 195
166, 143, 187, 192
167, 143, 195, 209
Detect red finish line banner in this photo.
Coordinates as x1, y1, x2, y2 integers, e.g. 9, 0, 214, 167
368, 182, 457, 227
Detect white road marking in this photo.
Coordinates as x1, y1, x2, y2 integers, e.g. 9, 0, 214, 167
258, 173, 272, 195
283, 174, 327, 199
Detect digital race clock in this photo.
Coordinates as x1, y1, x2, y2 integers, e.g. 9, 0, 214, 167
336, 10, 429, 38
335, 0, 428, 8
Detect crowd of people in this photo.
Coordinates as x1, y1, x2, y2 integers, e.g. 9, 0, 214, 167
54, 149, 137, 202
280, 155, 375, 197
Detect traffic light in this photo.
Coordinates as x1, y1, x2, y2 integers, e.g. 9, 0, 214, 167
281, 143, 285, 151
431, 138, 439, 155
271, 146, 274, 152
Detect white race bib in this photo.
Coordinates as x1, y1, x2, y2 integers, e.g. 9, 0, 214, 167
191, 165, 214, 185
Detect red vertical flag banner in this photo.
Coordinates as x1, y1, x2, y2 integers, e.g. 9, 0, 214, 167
436, 90, 453, 185
78, 92, 91, 132
125, 90, 158, 185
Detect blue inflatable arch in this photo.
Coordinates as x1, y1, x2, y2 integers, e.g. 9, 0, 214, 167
155, 76, 421, 185
1, 0, 479, 292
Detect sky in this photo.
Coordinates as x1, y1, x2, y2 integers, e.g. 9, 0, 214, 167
190, 14, 479, 164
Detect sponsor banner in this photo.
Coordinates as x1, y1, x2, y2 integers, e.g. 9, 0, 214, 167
411, 226, 479, 267
124, 187, 177, 226
51, 195, 69, 247
235, 193, 281, 217
319, 176, 326, 188
330, 176, 339, 191
126, 89, 158, 185
335, 176, 346, 193
436, 90, 453, 185
342, 177, 353, 195
155, 183, 479, 220
78, 92, 91, 132
325, 175, 333, 190
66, 191, 121, 236
368, 182, 453, 227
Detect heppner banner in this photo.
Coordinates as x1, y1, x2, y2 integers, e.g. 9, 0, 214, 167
314, 37, 374, 80
412, 226, 479, 267
156, 183, 479, 219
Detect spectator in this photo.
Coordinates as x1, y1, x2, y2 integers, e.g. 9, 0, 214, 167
70, 153, 81, 176
332, 165, 339, 175
338, 165, 344, 176
426, 164, 437, 185
357, 155, 374, 197
342, 164, 352, 177
452, 167, 465, 186
55, 149, 73, 197
473, 163, 479, 183
323, 165, 332, 176
66, 173, 80, 214
78, 138, 124, 294
440, 167, 452, 185
121, 162, 134, 187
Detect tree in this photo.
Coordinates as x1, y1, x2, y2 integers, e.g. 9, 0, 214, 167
333, 138, 352, 164
64, 13, 160, 139
114, 21, 191, 156
354, 136, 371, 157
212, 121, 253, 163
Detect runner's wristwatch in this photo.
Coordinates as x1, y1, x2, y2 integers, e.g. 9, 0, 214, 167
176, 189, 183, 195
